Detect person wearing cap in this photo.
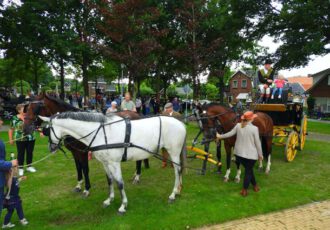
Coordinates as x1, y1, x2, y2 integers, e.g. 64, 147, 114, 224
106, 101, 118, 114
161, 103, 182, 168
216, 111, 263, 197
258, 59, 275, 103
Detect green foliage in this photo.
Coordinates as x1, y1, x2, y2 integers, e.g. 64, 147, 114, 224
265, 1, 330, 69
139, 82, 155, 96
307, 96, 316, 115
14, 80, 31, 95
204, 83, 218, 100
167, 84, 177, 98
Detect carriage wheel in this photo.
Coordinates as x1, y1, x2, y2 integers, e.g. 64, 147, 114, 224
299, 115, 307, 150
285, 131, 299, 162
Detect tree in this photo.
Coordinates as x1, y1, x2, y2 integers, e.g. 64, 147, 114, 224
202, 0, 274, 103
264, 0, 330, 69
93, 0, 163, 97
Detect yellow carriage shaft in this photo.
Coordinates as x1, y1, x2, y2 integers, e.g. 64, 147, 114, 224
186, 146, 221, 166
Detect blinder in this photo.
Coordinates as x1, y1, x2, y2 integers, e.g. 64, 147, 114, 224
42, 126, 50, 137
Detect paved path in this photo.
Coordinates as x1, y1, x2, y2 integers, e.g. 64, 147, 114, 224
307, 132, 330, 142
199, 200, 330, 230
308, 118, 330, 124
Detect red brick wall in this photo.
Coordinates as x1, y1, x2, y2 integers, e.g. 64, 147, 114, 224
229, 72, 252, 101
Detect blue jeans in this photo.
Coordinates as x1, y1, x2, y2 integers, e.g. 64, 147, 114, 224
272, 87, 283, 97
0, 187, 3, 218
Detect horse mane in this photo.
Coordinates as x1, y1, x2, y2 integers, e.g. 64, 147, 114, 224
45, 94, 80, 112
56, 112, 108, 123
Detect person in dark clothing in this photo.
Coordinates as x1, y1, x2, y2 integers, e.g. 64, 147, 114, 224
8, 104, 41, 176
77, 93, 83, 109
257, 59, 275, 103
0, 118, 18, 221
2, 174, 28, 228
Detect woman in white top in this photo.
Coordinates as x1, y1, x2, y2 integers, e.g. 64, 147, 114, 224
106, 101, 118, 114
217, 111, 263, 197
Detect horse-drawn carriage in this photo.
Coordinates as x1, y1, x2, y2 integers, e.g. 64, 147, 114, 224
254, 99, 307, 162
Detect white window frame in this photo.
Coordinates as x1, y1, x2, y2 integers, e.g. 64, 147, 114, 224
241, 79, 247, 88
232, 80, 238, 88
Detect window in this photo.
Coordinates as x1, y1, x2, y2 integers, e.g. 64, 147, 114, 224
241, 79, 247, 88
232, 80, 238, 88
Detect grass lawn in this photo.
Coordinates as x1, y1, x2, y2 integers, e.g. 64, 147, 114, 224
308, 120, 330, 135
0, 123, 329, 230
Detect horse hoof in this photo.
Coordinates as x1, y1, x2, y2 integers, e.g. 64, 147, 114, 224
234, 178, 240, 183
82, 191, 90, 198
223, 177, 229, 183
258, 167, 263, 172
73, 187, 81, 193
216, 170, 222, 175
168, 198, 175, 204
117, 211, 126, 216
265, 170, 270, 175
132, 179, 140, 185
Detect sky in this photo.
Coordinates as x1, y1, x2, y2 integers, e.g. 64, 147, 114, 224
259, 36, 330, 77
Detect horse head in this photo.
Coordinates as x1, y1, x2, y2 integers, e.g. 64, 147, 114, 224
23, 101, 50, 135
194, 103, 217, 141
39, 115, 62, 153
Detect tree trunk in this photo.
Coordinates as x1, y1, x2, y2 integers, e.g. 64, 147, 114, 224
128, 70, 133, 95
20, 78, 23, 96
33, 60, 39, 93
82, 55, 89, 105
59, 57, 65, 100
162, 77, 168, 100
218, 72, 224, 104
136, 78, 141, 98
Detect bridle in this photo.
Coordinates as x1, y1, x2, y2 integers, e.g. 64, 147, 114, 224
194, 108, 237, 145
24, 101, 46, 129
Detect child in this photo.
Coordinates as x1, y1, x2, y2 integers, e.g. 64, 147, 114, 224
2, 158, 28, 229
271, 75, 286, 99
0, 118, 18, 220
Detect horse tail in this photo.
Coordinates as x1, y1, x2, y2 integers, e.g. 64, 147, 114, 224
180, 134, 187, 174
261, 137, 267, 157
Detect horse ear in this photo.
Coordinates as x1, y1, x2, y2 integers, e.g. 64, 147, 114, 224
38, 116, 50, 122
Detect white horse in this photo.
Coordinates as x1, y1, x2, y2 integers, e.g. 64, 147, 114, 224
39, 112, 186, 214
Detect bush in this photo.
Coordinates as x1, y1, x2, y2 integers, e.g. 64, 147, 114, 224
307, 96, 315, 116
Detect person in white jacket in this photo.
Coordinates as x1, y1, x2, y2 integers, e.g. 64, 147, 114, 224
217, 111, 263, 197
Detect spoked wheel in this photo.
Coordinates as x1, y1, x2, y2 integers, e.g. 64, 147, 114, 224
299, 115, 307, 150
285, 131, 299, 162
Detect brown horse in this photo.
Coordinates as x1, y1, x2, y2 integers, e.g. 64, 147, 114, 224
195, 103, 273, 182
23, 94, 148, 197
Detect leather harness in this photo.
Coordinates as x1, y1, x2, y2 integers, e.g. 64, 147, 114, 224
49, 116, 163, 162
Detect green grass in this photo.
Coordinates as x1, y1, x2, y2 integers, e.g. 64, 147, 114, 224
308, 120, 330, 135
0, 124, 329, 230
